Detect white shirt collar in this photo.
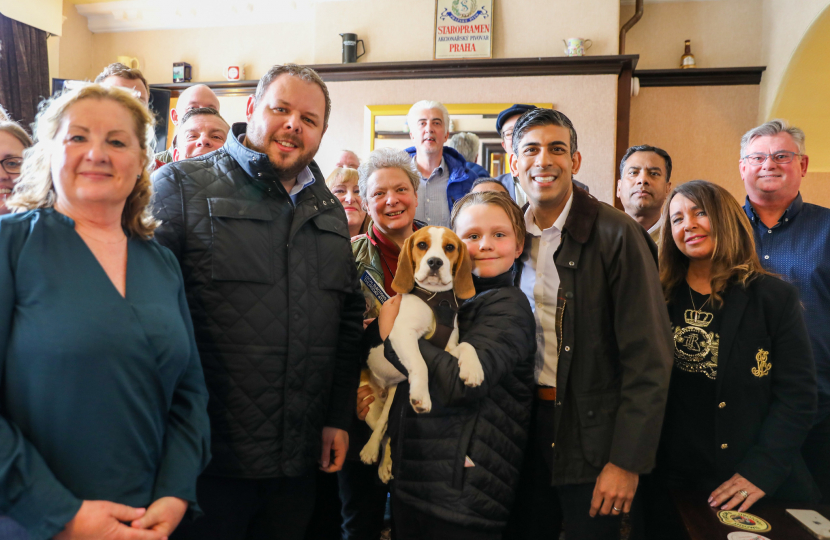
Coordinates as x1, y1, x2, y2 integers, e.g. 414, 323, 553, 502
524, 191, 574, 237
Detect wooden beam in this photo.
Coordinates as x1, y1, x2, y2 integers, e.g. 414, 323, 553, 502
636, 66, 765, 87
150, 55, 639, 97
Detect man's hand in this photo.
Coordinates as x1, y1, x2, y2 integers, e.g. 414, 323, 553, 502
130, 497, 188, 537
55, 501, 164, 540
320, 427, 349, 473
709, 473, 766, 512
378, 295, 401, 341
589, 462, 639, 517
356, 384, 375, 421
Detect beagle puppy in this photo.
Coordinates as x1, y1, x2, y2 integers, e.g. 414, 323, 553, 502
360, 226, 483, 481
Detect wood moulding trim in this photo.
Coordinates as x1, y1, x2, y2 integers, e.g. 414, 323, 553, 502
150, 55, 639, 97
635, 66, 766, 87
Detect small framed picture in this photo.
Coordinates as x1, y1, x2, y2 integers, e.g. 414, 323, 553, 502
434, 0, 493, 60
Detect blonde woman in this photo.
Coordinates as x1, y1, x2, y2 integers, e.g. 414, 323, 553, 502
326, 166, 369, 237
0, 84, 210, 540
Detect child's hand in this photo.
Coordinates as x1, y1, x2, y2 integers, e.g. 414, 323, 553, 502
378, 295, 402, 340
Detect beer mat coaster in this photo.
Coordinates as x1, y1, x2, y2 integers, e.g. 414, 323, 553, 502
727, 532, 771, 540
718, 510, 771, 533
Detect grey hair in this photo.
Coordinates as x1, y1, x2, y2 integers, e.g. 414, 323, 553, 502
357, 147, 420, 200
447, 132, 480, 162
740, 119, 805, 157
407, 100, 450, 130
254, 64, 331, 127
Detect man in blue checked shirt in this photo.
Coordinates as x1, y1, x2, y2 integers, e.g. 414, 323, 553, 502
740, 119, 830, 503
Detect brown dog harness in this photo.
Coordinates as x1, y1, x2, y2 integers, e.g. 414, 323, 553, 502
410, 286, 460, 350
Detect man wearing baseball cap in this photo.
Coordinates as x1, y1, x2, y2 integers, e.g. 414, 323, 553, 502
496, 104, 589, 203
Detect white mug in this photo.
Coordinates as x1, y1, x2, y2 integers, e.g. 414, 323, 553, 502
563, 38, 592, 57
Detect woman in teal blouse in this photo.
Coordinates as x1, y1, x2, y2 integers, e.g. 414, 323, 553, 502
0, 84, 211, 540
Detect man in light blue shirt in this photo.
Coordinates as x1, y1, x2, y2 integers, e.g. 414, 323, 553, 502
404, 100, 482, 227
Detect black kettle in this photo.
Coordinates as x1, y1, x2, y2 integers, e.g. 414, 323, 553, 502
340, 33, 366, 63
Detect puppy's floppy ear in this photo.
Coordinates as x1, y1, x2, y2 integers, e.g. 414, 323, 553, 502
452, 237, 476, 300
392, 234, 416, 294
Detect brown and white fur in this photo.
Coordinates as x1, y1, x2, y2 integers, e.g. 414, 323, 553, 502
360, 226, 483, 482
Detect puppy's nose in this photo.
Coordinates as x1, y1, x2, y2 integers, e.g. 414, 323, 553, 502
427, 257, 443, 270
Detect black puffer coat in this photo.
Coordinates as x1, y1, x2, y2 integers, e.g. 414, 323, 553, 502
151, 123, 363, 478
386, 270, 535, 530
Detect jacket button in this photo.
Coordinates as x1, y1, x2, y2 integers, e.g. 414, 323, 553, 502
721, 443, 728, 450
257, 173, 263, 177
323, 200, 327, 205
551, 443, 555, 448
569, 261, 574, 266
555, 400, 562, 407
587, 410, 595, 419
718, 402, 726, 409
564, 346, 570, 352
565, 291, 573, 299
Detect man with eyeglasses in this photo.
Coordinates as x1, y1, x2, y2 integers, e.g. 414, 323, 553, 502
495, 104, 588, 205
739, 119, 830, 503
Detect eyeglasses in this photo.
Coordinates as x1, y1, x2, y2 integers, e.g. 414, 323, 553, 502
501, 129, 514, 140
741, 151, 802, 166
0, 157, 22, 175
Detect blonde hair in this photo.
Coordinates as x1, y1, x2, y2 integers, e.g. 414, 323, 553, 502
659, 180, 771, 306
7, 83, 159, 238
450, 190, 526, 247
325, 167, 359, 191
0, 106, 33, 149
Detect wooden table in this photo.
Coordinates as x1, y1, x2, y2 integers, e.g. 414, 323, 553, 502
671, 490, 830, 539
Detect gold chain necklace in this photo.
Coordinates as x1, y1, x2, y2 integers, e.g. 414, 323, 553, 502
685, 285, 713, 328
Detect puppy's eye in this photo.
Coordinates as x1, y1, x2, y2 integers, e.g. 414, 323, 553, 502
416, 241, 428, 250
445, 244, 455, 252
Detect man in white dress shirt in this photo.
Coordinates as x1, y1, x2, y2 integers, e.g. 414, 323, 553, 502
504, 108, 672, 540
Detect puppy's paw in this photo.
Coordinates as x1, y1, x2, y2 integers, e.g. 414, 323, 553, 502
360, 439, 380, 465
408, 382, 432, 413
456, 343, 484, 387
379, 443, 394, 484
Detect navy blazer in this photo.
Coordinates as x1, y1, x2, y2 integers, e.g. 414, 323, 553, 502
697, 274, 819, 501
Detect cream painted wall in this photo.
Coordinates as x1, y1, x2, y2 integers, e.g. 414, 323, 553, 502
318, 75, 619, 203
57, 0, 95, 81
0, 0, 63, 35
629, 85, 760, 203
65, 0, 620, 84
760, 0, 830, 120
620, 0, 762, 69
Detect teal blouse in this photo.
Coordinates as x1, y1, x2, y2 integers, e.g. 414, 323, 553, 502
0, 209, 211, 540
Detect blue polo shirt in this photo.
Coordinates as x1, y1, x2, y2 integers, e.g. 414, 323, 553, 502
744, 193, 830, 421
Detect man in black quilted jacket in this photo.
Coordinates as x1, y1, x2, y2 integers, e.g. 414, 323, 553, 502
151, 64, 363, 540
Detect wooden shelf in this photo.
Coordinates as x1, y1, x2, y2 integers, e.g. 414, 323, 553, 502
635, 66, 766, 87
150, 55, 639, 97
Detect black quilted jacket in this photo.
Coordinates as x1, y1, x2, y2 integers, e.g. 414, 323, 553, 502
386, 270, 536, 530
150, 124, 363, 478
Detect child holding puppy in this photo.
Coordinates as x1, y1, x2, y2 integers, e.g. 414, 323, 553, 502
377, 191, 536, 540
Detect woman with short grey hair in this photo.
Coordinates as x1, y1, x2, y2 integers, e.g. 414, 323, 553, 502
341, 147, 422, 540
357, 146, 420, 202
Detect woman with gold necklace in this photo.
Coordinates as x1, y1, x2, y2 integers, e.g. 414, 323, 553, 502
639, 180, 819, 539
